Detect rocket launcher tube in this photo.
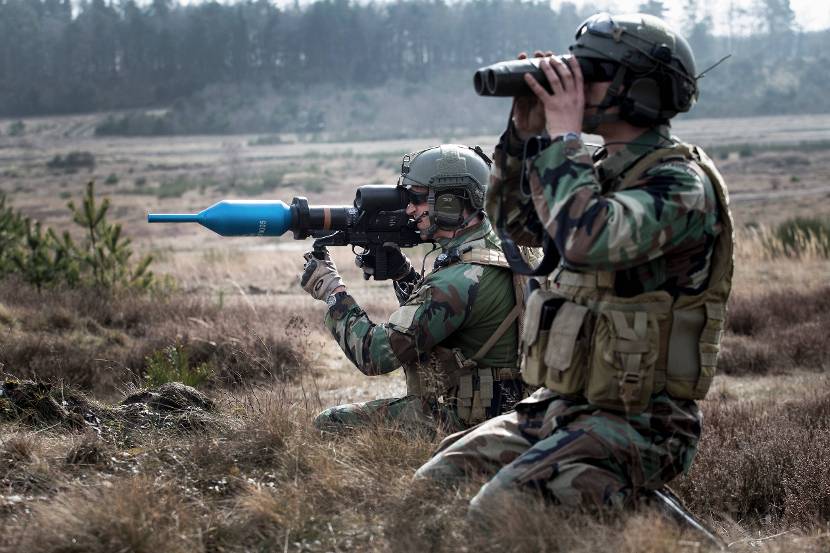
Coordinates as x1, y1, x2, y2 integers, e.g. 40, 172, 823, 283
148, 200, 359, 237
147, 185, 420, 280
147, 184, 422, 280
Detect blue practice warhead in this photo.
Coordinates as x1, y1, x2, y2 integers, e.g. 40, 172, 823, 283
148, 200, 294, 237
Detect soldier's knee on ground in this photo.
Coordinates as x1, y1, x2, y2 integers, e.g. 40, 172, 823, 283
467, 477, 517, 518
312, 408, 340, 431
413, 453, 467, 482
544, 463, 630, 509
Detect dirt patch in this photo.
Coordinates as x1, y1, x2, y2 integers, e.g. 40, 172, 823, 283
1, 379, 221, 435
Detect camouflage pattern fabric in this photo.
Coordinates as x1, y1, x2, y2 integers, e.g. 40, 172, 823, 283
486, 124, 721, 297
314, 396, 464, 435
316, 219, 519, 431
415, 388, 701, 511
422, 123, 723, 508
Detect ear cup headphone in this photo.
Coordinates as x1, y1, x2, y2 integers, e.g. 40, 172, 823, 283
620, 77, 663, 126
432, 193, 465, 228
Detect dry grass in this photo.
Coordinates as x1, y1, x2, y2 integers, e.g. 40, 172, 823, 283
0, 277, 313, 397
1, 133, 830, 551
676, 388, 830, 529
4, 377, 828, 552
720, 286, 830, 375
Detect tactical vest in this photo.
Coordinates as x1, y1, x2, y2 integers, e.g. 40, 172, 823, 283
402, 242, 527, 425
519, 143, 734, 413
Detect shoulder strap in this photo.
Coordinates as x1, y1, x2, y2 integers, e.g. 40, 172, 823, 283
471, 303, 521, 362
618, 144, 696, 191
459, 247, 511, 268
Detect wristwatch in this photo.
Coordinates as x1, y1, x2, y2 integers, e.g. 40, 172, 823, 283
557, 131, 582, 143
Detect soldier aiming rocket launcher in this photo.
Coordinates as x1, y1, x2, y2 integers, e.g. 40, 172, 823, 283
147, 184, 421, 280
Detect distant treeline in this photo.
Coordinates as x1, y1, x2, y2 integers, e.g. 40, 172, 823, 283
1, 0, 827, 136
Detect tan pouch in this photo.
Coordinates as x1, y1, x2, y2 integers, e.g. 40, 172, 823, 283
586, 293, 671, 413
665, 306, 705, 398
520, 289, 558, 386
694, 302, 725, 399
543, 301, 590, 395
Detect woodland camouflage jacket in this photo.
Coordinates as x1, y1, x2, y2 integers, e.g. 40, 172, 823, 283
325, 219, 518, 376
485, 124, 722, 298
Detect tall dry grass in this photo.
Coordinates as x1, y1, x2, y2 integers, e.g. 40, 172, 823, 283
720, 286, 830, 374
1, 207, 830, 551
0, 277, 314, 396
3, 376, 829, 553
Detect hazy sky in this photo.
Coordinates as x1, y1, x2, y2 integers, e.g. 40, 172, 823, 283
582, 0, 830, 32
175, 0, 829, 33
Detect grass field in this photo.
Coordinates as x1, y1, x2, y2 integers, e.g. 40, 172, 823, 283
1, 112, 829, 552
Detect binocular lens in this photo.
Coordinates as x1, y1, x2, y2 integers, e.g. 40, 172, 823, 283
485, 69, 498, 95
473, 71, 486, 96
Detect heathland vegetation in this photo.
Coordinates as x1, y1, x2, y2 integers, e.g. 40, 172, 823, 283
1, 136, 829, 550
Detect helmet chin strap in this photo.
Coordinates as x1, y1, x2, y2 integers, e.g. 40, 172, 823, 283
450, 210, 482, 239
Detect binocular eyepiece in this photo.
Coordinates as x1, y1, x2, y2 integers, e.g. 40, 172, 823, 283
473, 55, 613, 97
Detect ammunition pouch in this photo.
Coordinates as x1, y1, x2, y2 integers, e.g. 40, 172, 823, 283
521, 284, 725, 413
404, 347, 522, 426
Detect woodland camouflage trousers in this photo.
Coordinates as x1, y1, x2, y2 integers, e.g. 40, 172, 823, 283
414, 389, 702, 513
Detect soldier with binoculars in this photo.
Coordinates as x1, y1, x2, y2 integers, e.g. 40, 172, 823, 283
416, 13, 734, 528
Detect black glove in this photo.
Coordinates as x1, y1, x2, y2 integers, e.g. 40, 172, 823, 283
355, 242, 412, 281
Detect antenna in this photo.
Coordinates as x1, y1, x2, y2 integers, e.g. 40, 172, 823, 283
696, 54, 732, 80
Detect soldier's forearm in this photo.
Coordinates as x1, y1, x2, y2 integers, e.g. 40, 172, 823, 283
324, 293, 402, 376
487, 131, 545, 247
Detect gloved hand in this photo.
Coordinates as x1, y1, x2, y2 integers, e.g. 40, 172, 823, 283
300, 248, 345, 301
355, 242, 413, 281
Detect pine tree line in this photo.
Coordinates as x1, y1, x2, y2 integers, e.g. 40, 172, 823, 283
0, 0, 826, 122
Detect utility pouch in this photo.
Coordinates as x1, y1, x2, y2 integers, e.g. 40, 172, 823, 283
665, 306, 704, 399
586, 293, 671, 413
666, 302, 725, 399
543, 301, 591, 395
520, 289, 564, 386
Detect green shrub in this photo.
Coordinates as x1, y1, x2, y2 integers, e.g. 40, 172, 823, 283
69, 182, 154, 289
156, 176, 203, 199
0, 194, 28, 275
47, 151, 96, 173
144, 342, 214, 388
0, 182, 155, 291
248, 135, 286, 146
7, 120, 25, 137
770, 217, 830, 258
10, 222, 80, 291
105, 173, 119, 185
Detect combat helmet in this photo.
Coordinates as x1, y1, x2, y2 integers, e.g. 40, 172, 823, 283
570, 12, 699, 129
398, 144, 492, 237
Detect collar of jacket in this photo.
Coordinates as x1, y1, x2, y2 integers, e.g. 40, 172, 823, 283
595, 125, 674, 185
437, 217, 493, 253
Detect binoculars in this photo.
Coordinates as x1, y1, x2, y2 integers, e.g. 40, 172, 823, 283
473, 55, 615, 97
